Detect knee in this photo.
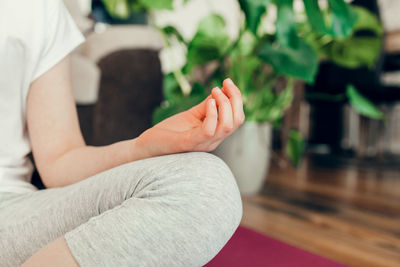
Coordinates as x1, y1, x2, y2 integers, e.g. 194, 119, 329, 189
116, 152, 243, 264
171, 152, 243, 237
130, 151, 243, 233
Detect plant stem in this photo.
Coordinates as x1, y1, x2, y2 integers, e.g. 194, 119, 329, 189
173, 69, 192, 96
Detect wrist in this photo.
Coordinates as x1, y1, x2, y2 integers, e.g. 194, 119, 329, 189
131, 133, 152, 161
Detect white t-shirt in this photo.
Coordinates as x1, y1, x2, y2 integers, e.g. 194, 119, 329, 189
0, 0, 84, 193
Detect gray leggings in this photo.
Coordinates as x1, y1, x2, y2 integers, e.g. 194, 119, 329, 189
0, 152, 242, 267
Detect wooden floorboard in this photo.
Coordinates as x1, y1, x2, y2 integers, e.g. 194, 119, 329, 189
240, 155, 400, 267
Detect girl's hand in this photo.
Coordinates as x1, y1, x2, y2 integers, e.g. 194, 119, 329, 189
136, 78, 245, 158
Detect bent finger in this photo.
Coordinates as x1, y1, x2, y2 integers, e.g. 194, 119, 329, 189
212, 87, 234, 136
202, 98, 218, 137
222, 78, 245, 126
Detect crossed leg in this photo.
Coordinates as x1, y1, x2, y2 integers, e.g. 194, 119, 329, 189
0, 152, 242, 267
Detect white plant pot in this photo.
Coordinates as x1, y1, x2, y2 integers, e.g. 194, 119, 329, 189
213, 122, 272, 195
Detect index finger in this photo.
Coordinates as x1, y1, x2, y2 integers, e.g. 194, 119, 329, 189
222, 78, 245, 126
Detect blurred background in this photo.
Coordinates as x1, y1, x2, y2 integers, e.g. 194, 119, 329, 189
36, 0, 400, 265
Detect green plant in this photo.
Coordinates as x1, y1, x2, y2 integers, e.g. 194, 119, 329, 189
154, 1, 382, 165
100, 0, 181, 18
346, 85, 384, 120
300, 5, 383, 69
101, 0, 384, 166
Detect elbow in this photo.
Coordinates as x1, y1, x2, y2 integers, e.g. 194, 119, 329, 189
38, 172, 58, 189
35, 165, 62, 189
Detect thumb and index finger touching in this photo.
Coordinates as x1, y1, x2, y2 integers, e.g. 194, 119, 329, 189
190, 78, 238, 119
190, 78, 241, 139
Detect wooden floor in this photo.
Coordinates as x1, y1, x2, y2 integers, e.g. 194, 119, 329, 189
240, 155, 400, 267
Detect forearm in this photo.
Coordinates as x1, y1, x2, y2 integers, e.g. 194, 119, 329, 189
41, 138, 148, 188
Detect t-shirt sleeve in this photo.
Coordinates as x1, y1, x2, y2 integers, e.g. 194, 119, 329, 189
31, 0, 85, 82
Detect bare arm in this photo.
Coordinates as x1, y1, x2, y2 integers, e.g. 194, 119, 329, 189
27, 55, 244, 188
27, 56, 146, 188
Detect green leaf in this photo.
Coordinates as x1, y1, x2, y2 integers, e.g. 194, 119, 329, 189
243, 77, 295, 123
265, 81, 293, 122
234, 31, 258, 57
162, 26, 187, 45
346, 85, 384, 120
328, 0, 357, 37
330, 7, 382, 68
102, 0, 131, 19
162, 73, 181, 102
303, 0, 357, 37
137, 0, 173, 10
152, 95, 205, 125
258, 39, 318, 83
300, 6, 382, 69
238, 0, 271, 34
231, 55, 262, 95
128, 1, 145, 12
154, 76, 208, 125
275, 80, 294, 109
152, 103, 181, 125
303, 0, 329, 35
245, 86, 275, 122
102, 0, 174, 18
186, 14, 230, 69
329, 37, 382, 69
276, 0, 299, 48
352, 6, 383, 35
286, 129, 305, 167
190, 82, 208, 98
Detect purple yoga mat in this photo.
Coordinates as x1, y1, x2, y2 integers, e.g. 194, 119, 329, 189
204, 226, 347, 267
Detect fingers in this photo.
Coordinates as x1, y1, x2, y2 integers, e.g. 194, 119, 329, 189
186, 79, 244, 152
188, 95, 213, 119
202, 98, 218, 137
212, 87, 234, 136
222, 78, 245, 127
